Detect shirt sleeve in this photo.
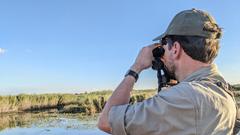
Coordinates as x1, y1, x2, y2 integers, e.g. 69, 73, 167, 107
108, 83, 196, 135
108, 104, 129, 135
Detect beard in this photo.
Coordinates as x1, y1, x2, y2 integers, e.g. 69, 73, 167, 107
163, 60, 177, 81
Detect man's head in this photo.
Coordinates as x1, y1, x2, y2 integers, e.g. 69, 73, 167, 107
153, 9, 222, 80
163, 35, 220, 63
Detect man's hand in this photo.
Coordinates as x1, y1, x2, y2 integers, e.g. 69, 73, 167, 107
131, 43, 160, 73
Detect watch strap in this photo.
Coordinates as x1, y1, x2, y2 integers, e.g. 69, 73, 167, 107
125, 69, 139, 82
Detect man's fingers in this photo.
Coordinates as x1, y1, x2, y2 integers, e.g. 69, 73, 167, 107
147, 43, 161, 51
154, 43, 161, 48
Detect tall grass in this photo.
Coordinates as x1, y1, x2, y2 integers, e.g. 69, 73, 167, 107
0, 90, 156, 115
1, 86, 239, 115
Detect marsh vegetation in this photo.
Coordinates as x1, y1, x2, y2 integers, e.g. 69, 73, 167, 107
0, 89, 156, 115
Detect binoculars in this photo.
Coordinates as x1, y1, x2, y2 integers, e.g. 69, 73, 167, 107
152, 46, 172, 92
152, 46, 165, 70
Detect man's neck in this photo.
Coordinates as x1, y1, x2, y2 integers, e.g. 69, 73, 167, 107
175, 58, 210, 82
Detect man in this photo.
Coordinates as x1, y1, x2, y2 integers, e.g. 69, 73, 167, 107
98, 9, 237, 135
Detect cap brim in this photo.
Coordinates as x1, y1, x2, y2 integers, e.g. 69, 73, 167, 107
152, 33, 166, 41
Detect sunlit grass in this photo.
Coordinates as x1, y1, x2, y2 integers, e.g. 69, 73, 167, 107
0, 89, 156, 115
1, 85, 239, 115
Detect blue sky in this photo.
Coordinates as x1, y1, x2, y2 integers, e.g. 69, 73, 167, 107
0, 0, 239, 95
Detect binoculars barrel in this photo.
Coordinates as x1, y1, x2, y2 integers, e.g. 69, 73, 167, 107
152, 46, 170, 92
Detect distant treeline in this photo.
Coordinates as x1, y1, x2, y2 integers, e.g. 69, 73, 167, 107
0, 89, 156, 115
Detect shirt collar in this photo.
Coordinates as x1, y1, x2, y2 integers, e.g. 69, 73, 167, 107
181, 64, 219, 82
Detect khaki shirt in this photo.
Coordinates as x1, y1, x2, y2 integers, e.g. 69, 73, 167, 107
109, 64, 236, 135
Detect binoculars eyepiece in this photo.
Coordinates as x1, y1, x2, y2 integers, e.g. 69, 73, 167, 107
152, 46, 165, 70
152, 46, 165, 58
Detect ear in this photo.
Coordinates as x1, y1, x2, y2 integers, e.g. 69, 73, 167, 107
170, 41, 182, 59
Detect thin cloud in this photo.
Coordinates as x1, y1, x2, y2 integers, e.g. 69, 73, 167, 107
0, 48, 6, 55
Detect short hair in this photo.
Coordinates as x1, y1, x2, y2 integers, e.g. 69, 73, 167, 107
164, 35, 220, 63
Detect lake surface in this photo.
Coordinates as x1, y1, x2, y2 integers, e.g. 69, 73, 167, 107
1, 113, 239, 135
0, 113, 108, 135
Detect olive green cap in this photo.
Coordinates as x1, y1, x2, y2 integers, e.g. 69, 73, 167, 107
153, 8, 222, 41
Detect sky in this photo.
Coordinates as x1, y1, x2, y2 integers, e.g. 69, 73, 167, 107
0, 0, 240, 95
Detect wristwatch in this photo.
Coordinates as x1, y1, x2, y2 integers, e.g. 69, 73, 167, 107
125, 69, 139, 82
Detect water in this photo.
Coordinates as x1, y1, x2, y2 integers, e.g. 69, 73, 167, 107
0, 113, 108, 135
2, 113, 238, 135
